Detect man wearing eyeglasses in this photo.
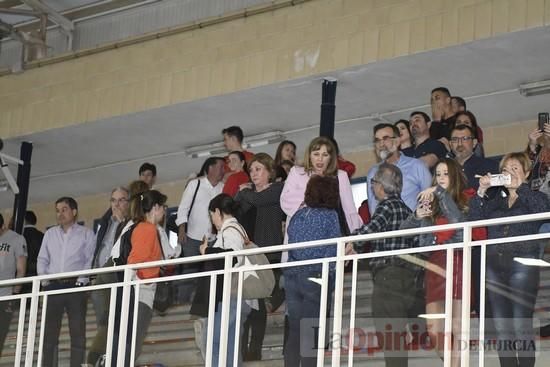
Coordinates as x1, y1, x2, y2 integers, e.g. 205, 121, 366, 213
87, 186, 129, 366
367, 123, 432, 214
450, 125, 498, 189
450, 124, 498, 320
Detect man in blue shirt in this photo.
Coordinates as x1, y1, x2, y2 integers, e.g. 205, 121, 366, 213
37, 197, 95, 367
367, 123, 432, 214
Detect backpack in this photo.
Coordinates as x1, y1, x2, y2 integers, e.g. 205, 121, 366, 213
113, 223, 138, 266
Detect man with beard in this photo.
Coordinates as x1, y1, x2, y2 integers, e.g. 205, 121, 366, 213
367, 123, 432, 214
366, 124, 432, 352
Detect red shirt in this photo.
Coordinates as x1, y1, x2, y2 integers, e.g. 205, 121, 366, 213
337, 157, 356, 178
223, 171, 250, 197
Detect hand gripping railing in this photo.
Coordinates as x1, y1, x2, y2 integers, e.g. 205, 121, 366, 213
1, 211, 550, 367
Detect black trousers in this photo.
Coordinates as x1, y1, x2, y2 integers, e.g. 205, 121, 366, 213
42, 283, 87, 367
241, 299, 266, 359
0, 301, 14, 358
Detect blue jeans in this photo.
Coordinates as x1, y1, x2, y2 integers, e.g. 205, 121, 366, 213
284, 271, 334, 367
207, 298, 250, 367
486, 252, 539, 367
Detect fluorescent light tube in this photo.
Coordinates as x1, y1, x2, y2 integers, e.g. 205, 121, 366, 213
519, 80, 550, 97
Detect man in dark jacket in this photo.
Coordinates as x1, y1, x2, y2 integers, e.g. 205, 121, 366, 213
87, 186, 129, 365
22, 211, 44, 285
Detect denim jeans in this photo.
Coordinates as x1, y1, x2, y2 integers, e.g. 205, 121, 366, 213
486, 252, 540, 367
206, 298, 250, 367
284, 271, 334, 367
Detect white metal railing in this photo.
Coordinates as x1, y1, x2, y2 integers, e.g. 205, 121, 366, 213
1, 212, 550, 367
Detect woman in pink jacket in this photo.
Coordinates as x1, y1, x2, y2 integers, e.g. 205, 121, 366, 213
280, 136, 363, 247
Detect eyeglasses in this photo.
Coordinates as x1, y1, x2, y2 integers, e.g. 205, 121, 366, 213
110, 198, 128, 204
373, 136, 397, 145
450, 136, 474, 144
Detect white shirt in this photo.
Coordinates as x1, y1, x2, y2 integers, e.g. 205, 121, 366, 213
37, 223, 95, 283
175, 177, 223, 241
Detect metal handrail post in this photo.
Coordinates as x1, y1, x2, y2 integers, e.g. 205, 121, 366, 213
25, 278, 41, 367
461, 225, 473, 367
331, 239, 346, 366
217, 254, 234, 367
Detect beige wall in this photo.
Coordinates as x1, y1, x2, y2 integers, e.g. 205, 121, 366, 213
1, 0, 549, 138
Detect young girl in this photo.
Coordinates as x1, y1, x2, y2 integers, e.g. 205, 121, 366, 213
402, 158, 468, 367
223, 151, 250, 197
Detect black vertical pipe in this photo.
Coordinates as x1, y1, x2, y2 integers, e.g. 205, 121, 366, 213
319, 78, 337, 138
12, 141, 33, 234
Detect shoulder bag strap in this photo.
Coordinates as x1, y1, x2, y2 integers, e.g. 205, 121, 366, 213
221, 224, 251, 247
187, 179, 201, 219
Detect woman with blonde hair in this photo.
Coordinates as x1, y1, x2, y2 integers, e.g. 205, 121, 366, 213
280, 136, 362, 243
470, 152, 550, 367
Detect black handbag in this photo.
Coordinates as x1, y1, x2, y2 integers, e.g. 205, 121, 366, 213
153, 235, 174, 314
153, 268, 174, 314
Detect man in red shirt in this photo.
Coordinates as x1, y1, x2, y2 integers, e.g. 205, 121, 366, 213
222, 126, 254, 170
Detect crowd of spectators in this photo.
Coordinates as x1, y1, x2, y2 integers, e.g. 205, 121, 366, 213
0, 86, 549, 367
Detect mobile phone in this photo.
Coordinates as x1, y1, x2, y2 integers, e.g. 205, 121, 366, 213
538, 112, 549, 131
490, 174, 511, 187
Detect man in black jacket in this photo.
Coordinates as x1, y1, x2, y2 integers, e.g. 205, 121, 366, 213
87, 186, 129, 365
22, 211, 44, 285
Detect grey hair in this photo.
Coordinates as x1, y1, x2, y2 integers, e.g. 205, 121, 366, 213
374, 163, 403, 196
111, 186, 130, 196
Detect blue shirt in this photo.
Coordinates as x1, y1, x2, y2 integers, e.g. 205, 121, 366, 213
285, 207, 341, 275
37, 223, 96, 280
367, 154, 432, 214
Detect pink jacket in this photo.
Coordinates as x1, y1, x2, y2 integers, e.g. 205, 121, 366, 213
280, 166, 363, 244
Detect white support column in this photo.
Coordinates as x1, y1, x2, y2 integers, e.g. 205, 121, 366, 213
461, 225, 473, 367
14, 294, 27, 366
117, 268, 133, 367
218, 255, 234, 367
105, 286, 118, 367
347, 259, 358, 367
205, 274, 218, 367
331, 240, 346, 366
316, 262, 330, 367
443, 247, 455, 367
479, 240, 487, 367
24, 279, 41, 367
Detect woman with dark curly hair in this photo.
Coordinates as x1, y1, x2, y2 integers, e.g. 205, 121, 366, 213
284, 175, 341, 367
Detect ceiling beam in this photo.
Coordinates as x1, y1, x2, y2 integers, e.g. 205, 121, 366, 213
0, 18, 45, 45
0, 0, 23, 8
21, 0, 74, 32
0, 8, 40, 17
